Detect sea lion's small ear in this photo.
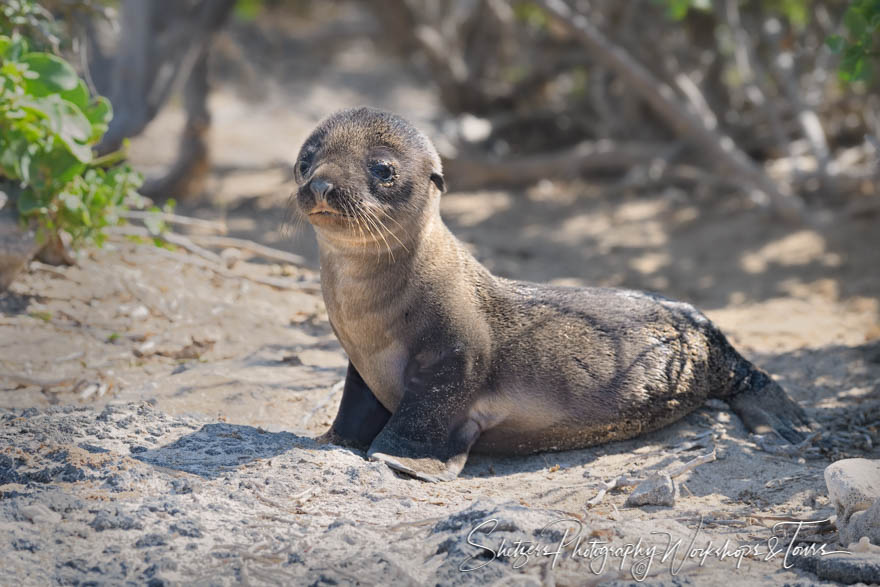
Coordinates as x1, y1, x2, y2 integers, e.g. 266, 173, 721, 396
430, 172, 446, 193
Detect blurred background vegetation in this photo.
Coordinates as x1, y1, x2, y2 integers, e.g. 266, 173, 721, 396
0, 0, 878, 287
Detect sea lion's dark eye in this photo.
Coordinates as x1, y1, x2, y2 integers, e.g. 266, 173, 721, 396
298, 157, 311, 178
369, 161, 395, 183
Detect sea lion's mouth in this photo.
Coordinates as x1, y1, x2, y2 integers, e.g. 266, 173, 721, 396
307, 201, 345, 218
306, 203, 350, 227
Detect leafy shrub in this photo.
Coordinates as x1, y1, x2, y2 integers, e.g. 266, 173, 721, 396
0, 8, 146, 250
827, 0, 880, 81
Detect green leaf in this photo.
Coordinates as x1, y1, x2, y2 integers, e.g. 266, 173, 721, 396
825, 35, 845, 53
2, 36, 26, 61
0, 35, 11, 56
59, 79, 89, 110
19, 52, 79, 96
0, 134, 30, 181
844, 7, 868, 39
60, 191, 91, 226
83, 95, 111, 141
20, 95, 93, 161
16, 187, 43, 215
26, 143, 84, 191
28, 311, 52, 322
234, 0, 262, 21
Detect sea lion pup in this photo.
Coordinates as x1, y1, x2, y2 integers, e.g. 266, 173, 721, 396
294, 107, 812, 482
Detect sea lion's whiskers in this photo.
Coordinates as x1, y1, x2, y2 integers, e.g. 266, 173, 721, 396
374, 204, 410, 237
348, 202, 368, 247
361, 205, 395, 262
365, 204, 409, 254
345, 201, 375, 260
352, 201, 383, 262
282, 194, 307, 238
371, 205, 410, 253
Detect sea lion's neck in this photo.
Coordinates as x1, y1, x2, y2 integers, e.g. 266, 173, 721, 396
317, 209, 444, 275
316, 211, 464, 320
317, 211, 471, 386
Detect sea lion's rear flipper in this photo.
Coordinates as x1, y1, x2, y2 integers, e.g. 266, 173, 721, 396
317, 362, 391, 451
724, 367, 813, 444
367, 390, 481, 482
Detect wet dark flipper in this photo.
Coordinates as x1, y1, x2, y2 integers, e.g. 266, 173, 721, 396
368, 420, 480, 482
318, 362, 391, 451
725, 367, 813, 444
367, 385, 480, 482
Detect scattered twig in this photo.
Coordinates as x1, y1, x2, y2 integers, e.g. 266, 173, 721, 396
676, 517, 749, 527
108, 225, 223, 265
587, 440, 717, 508
57, 350, 85, 362
668, 448, 717, 478
110, 238, 322, 293
77, 381, 109, 400
119, 278, 176, 321
0, 372, 77, 389
670, 430, 717, 453
28, 261, 75, 280
290, 487, 315, 504
120, 210, 227, 233
751, 430, 821, 458
185, 234, 308, 267
586, 475, 639, 507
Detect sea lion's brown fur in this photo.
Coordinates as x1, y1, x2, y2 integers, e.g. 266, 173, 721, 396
294, 107, 811, 482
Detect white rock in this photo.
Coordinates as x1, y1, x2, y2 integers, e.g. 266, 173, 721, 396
625, 473, 676, 507
825, 459, 880, 521
841, 499, 880, 546
825, 458, 880, 545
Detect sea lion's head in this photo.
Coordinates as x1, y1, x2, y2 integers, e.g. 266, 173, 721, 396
293, 107, 445, 249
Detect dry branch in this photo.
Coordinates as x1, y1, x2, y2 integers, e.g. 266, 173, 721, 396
444, 141, 668, 190
537, 0, 805, 221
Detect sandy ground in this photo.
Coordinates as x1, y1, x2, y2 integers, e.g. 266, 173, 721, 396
2, 4, 880, 585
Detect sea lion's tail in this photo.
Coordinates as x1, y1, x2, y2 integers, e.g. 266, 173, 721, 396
707, 328, 812, 443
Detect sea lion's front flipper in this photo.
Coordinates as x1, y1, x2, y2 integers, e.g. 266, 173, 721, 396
725, 368, 814, 444
367, 390, 481, 482
318, 362, 391, 451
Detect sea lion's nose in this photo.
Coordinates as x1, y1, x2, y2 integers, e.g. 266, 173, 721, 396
309, 178, 334, 200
